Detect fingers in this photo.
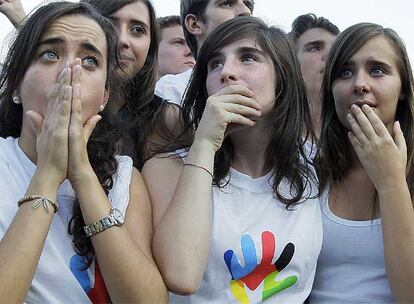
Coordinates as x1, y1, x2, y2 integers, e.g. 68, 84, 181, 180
216, 84, 254, 98
222, 103, 261, 119
360, 105, 388, 137
393, 121, 407, 156
348, 105, 376, 141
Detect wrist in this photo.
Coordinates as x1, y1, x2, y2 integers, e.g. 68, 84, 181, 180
69, 166, 98, 190
192, 136, 217, 155
7, 8, 25, 27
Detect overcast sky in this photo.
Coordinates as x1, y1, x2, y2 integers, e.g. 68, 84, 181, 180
0, 0, 413, 62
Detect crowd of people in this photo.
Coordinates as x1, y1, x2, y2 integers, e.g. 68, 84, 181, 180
0, 0, 413, 303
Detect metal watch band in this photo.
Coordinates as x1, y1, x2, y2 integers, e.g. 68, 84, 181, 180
83, 209, 123, 237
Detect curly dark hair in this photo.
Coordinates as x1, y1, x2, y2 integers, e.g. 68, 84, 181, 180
180, 17, 318, 207
0, 1, 122, 267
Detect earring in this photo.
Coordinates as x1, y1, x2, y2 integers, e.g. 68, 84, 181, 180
98, 104, 105, 112
12, 95, 22, 104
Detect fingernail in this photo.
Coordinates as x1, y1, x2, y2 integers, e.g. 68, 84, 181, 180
351, 104, 358, 111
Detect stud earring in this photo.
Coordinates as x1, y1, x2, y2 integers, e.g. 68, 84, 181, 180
12, 95, 22, 104
98, 104, 105, 112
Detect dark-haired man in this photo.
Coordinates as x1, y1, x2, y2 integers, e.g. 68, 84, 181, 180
289, 13, 339, 136
157, 15, 195, 81
155, 0, 254, 104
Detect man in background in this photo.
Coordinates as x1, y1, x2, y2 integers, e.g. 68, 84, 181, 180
289, 13, 339, 136
157, 15, 195, 81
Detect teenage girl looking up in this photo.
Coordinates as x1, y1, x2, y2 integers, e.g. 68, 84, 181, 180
0, 2, 167, 302
143, 16, 321, 303
310, 22, 414, 303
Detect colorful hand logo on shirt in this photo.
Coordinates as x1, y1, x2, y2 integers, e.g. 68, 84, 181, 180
224, 231, 297, 303
70, 254, 110, 303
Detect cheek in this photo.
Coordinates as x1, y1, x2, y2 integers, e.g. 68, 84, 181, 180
206, 72, 221, 96
80, 74, 107, 123
132, 37, 151, 72
20, 67, 56, 115
332, 83, 352, 128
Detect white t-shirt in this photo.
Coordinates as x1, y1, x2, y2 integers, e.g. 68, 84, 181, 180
0, 137, 133, 303
170, 163, 322, 303
309, 187, 394, 304
155, 69, 193, 106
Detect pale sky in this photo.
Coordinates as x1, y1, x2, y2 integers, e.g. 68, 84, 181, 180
0, 0, 413, 62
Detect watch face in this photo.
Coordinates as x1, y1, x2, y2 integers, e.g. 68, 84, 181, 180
112, 208, 125, 225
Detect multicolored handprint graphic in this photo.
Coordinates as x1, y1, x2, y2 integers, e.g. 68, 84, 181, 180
224, 231, 297, 303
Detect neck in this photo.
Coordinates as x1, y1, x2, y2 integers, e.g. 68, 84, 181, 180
229, 118, 273, 178
308, 91, 322, 138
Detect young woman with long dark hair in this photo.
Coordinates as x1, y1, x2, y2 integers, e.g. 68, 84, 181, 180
0, 2, 167, 302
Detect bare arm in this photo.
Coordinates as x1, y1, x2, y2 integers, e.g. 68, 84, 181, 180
0, 65, 72, 302
348, 105, 414, 302
71, 168, 168, 303
0, 0, 26, 28
142, 85, 261, 294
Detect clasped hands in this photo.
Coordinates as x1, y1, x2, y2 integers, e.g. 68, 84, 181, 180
26, 59, 102, 187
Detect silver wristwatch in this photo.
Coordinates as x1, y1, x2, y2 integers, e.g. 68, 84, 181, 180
83, 208, 125, 237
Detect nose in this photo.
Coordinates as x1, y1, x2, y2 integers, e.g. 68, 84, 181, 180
237, 1, 252, 16
184, 44, 193, 58
220, 60, 239, 84
353, 71, 370, 95
118, 27, 131, 49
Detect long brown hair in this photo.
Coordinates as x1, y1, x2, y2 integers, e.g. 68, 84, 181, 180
318, 22, 414, 198
181, 17, 317, 207
0, 1, 122, 267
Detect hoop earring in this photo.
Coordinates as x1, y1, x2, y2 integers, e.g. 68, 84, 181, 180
12, 95, 22, 104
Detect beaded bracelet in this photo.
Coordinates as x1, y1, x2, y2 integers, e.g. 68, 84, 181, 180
17, 195, 59, 213
184, 163, 213, 179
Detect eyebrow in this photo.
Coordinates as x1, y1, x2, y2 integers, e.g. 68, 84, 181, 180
304, 40, 325, 47
110, 16, 150, 31
345, 58, 393, 70
209, 46, 266, 61
39, 37, 104, 58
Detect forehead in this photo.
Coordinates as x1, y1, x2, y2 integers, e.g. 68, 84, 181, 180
161, 25, 184, 39
350, 36, 398, 64
297, 28, 336, 46
111, 1, 150, 25
41, 15, 107, 52
215, 38, 265, 55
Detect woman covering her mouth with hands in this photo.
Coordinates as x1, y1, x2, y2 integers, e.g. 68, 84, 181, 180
0, 2, 167, 303
310, 23, 414, 303
143, 17, 321, 303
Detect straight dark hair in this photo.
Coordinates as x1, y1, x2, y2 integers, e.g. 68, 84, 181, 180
181, 17, 317, 207
0, 1, 122, 267
83, 0, 163, 169
318, 22, 414, 199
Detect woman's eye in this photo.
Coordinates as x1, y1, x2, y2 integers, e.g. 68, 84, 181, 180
82, 57, 98, 67
371, 67, 386, 76
208, 59, 223, 71
241, 54, 257, 63
131, 25, 144, 35
340, 69, 353, 79
40, 51, 58, 60
307, 46, 320, 52
221, 1, 232, 7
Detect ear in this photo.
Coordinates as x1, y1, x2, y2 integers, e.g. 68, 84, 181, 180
185, 14, 205, 36
102, 89, 109, 108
